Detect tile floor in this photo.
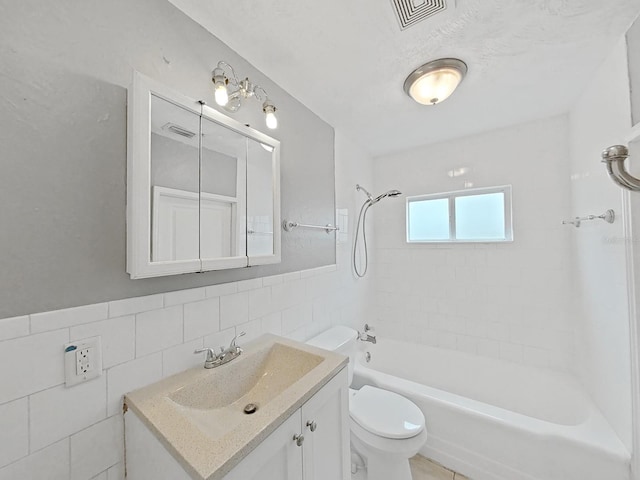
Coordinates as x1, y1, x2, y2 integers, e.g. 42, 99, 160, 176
351, 455, 469, 480
409, 455, 469, 480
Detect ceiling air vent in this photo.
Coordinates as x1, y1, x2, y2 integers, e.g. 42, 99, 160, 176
391, 0, 448, 30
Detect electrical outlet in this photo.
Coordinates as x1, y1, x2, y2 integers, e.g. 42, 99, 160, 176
64, 337, 102, 387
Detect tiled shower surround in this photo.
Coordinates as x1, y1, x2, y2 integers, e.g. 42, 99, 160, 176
372, 116, 575, 372
0, 262, 362, 479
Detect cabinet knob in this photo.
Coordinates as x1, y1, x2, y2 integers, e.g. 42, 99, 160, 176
293, 433, 304, 446
306, 420, 317, 432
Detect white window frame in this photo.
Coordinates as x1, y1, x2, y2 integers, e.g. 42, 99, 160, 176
406, 185, 513, 243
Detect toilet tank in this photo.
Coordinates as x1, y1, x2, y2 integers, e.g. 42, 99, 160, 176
307, 326, 358, 385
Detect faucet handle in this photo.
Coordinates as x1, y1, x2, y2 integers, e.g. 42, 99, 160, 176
230, 331, 246, 349
194, 347, 218, 362
364, 324, 374, 333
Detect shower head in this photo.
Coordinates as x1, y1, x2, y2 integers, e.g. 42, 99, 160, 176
371, 189, 402, 204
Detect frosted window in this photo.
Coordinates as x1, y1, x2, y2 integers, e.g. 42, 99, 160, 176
406, 185, 512, 243
408, 198, 450, 241
455, 192, 505, 240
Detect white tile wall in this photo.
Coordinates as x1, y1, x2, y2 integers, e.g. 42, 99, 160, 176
372, 115, 575, 371
0, 261, 367, 479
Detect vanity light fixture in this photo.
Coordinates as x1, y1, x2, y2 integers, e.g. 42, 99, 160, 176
403, 58, 467, 105
211, 61, 279, 129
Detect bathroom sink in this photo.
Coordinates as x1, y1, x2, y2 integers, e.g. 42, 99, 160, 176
124, 334, 347, 480
167, 343, 324, 439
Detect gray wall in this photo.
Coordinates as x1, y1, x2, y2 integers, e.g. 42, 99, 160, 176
0, 0, 336, 318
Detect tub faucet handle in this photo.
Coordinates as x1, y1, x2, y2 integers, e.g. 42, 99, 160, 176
358, 325, 376, 344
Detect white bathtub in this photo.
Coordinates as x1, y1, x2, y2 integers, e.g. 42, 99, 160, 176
351, 338, 630, 480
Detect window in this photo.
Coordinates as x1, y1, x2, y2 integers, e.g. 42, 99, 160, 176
406, 185, 512, 243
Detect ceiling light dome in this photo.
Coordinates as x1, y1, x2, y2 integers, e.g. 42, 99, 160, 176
404, 58, 467, 105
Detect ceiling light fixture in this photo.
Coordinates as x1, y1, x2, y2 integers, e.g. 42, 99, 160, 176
403, 58, 467, 105
211, 61, 278, 129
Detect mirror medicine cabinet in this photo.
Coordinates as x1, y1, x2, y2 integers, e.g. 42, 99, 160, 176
127, 73, 281, 279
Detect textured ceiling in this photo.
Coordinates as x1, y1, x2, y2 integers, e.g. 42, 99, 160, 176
168, 0, 640, 156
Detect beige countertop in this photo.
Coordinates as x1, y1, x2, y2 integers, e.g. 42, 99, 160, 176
124, 334, 347, 480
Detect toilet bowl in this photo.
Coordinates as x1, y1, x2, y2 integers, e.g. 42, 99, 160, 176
307, 327, 427, 480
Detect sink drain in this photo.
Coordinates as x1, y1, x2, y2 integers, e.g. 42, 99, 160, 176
243, 403, 258, 415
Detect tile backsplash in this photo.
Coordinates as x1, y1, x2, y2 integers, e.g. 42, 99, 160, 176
0, 262, 363, 480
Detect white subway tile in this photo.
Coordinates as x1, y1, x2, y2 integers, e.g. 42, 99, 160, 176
306, 273, 337, 300
499, 342, 524, 363
236, 278, 263, 292
107, 353, 162, 416
108, 294, 164, 318
220, 292, 249, 330
284, 326, 308, 342
248, 287, 272, 320
0, 329, 68, 404
236, 319, 263, 344
70, 415, 123, 480
30, 376, 106, 452
271, 280, 306, 311
0, 316, 29, 341
281, 271, 301, 283
164, 287, 206, 307
262, 274, 283, 286
70, 316, 135, 369
0, 398, 28, 468
282, 303, 312, 335
183, 298, 220, 341
261, 312, 282, 336
0, 439, 69, 480
205, 282, 238, 298
135, 306, 183, 357
163, 339, 204, 378
300, 264, 336, 278
436, 331, 457, 349
203, 328, 236, 352
476, 339, 501, 358
523, 346, 550, 369
31, 303, 108, 334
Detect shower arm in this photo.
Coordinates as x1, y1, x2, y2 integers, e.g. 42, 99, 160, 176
601, 145, 640, 191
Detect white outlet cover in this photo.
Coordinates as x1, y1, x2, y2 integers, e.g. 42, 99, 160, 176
64, 336, 102, 387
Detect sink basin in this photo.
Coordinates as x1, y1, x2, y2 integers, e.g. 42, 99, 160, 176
124, 334, 347, 480
167, 343, 323, 439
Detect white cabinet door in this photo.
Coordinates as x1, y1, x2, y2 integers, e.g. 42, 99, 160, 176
301, 368, 350, 480
223, 410, 303, 480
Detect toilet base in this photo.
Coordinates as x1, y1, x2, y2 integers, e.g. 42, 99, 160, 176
350, 435, 420, 480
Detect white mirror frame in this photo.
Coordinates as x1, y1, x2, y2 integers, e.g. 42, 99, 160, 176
127, 72, 281, 279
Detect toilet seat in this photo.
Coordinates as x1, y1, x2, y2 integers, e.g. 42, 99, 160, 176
349, 386, 425, 439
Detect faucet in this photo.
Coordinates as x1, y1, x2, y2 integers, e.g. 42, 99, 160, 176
358, 324, 376, 344
194, 331, 246, 369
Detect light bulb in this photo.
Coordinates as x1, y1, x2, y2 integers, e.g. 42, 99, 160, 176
265, 111, 278, 129
214, 82, 229, 106
263, 102, 278, 129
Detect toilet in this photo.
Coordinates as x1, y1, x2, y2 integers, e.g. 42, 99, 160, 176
307, 326, 427, 480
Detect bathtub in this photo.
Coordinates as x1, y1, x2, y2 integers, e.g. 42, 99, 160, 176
350, 338, 630, 480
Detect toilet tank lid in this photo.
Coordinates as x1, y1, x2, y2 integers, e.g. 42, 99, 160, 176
307, 326, 357, 351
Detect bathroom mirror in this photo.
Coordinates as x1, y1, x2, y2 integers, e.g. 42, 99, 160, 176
127, 73, 280, 279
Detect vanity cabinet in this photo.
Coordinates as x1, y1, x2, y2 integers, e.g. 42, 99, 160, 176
125, 367, 349, 480
223, 370, 350, 480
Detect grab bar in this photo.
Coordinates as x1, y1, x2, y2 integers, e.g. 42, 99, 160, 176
282, 220, 339, 234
